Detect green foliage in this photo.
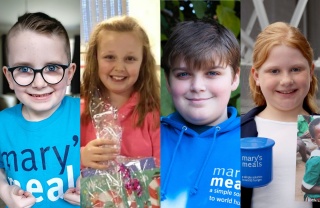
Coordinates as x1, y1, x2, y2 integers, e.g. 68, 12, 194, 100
191, 1, 207, 19
160, 70, 175, 116
161, 0, 241, 116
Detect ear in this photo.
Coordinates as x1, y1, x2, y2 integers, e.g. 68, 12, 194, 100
231, 67, 240, 91
3, 66, 15, 90
66, 63, 76, 86
251, 67, 260, 86
310, 63, 315, 82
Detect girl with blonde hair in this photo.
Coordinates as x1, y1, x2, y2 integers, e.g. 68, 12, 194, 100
81, 16, 160, 169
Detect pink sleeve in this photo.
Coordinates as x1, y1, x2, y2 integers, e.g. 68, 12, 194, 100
80, 98, 96, 147
81, 118, 96, 147
147, 111, 160, 167
151, 125, 160, 167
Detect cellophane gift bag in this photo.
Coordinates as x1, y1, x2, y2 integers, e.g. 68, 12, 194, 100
81, 90, 160, 208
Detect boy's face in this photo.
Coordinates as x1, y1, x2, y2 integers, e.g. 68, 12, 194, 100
2, 30, 76, 121
97, 30, 142, 100
312, 124, 320, 147
166, 59, 239, 126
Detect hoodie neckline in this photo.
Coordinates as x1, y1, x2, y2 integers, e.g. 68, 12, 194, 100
161, 107, 238, 200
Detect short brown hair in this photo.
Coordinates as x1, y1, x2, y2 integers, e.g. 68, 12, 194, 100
6, 12, 71, 63
162, 19, 240, 79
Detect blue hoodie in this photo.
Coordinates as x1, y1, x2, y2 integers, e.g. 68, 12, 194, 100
161, 107, 241, 208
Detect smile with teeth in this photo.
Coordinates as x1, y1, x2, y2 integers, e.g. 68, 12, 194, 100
29, 93, 52, 97
277, 89, 296, 94
111, 75, 126, 81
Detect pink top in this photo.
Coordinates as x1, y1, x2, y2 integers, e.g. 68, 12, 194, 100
81, 93, 160, 166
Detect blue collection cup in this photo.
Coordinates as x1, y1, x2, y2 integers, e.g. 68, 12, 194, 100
241, 137, 275, 188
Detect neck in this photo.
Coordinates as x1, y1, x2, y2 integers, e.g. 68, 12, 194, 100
22, 104, 59, 121
108, 91, 132, 108
258, 105, 309, 122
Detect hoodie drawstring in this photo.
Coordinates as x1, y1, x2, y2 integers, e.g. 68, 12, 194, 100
161, 126, 187, 201
190, 126, 220, 196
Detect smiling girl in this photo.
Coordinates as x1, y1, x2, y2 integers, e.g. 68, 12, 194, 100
80, 16, 160, 169
241, 22, 318, 208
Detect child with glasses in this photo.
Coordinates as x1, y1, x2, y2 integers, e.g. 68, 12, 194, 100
0, 12, 80, 207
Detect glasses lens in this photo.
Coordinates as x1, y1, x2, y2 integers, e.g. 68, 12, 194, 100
42, 65, 65, 84
12, 66, 34, 86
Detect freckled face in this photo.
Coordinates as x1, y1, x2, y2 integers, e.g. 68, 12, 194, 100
253, 45, 313, 114
97, 30, 143, 99
3, 30, 75, 121
167, 59, 239, 126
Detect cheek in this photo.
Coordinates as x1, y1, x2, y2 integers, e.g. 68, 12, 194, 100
259, 77, 275, 90
129, 64, 142, 77
53, 81, 68, 91
98, 60, 111, 71
170, 81, 188, 96
296, 75, 310, 88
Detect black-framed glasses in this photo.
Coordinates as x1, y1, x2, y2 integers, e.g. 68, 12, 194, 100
7, 64, 70, 86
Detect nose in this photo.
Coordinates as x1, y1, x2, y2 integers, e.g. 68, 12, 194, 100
114, 60, 125, 72
280, 73, 294, 86
31, 72, 47, 88
190, 75, 206, 92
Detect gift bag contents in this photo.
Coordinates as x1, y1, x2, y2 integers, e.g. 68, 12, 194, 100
81, 90, 160, 208
81, 157, 160, 208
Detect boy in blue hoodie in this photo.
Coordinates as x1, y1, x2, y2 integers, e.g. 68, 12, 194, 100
161, 19, 241, 208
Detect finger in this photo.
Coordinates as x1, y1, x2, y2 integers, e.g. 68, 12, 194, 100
64, 192, 80, 206
90, 146, 120, 155
98, 146, 120, 154
11, 186, 23, 196
23, 191, 33, 198
64, 188, 76, 194
16, 189, 25, 196
95, 138, 119, 146
16, 196, 36, 208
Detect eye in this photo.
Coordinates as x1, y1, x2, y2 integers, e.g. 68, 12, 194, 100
207, 71, 219, 76
176, 72, 190, 78
291, 67, 301, 72
270, 69, 279, 74
126, 56, 137, 62
105, 55, 115, 60
18, 66, 31, 73
47, 65, 58, 72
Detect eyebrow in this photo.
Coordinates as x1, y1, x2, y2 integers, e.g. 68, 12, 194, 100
9, 61, 67, 67
262, 63, 308, 69
172, 65, 226, 71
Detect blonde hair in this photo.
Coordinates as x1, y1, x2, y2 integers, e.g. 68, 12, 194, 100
249, 22, 318, 113
81, 16, 160, 127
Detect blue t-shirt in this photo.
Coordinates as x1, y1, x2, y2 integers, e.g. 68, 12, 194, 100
161, 107, 241, 208
0, 96, 80, 208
